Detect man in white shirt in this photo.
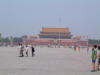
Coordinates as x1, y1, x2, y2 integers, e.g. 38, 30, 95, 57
25, 45, 29, 56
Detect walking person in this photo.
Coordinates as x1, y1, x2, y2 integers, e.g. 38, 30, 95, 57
97, 46, 100, 71
19, 44, 24, 57
91, 45, 97, 72
31, 45, 35, 57
74, 45, 76, 51
87, 46, 89, 54
25, 45, 29, 56
78, 46, 80, 52
18, 43, 21, 57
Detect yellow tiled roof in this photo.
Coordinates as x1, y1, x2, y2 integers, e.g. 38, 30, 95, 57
42, 28, 69, 33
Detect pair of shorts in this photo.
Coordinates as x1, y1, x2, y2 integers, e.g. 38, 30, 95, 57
98, 58, 100, 64
92, 59, 96, 63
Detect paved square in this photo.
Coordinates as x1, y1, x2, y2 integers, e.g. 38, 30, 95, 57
0, 47, 100, 75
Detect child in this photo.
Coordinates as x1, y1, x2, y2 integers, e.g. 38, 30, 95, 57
97, 46, 100, 71
91, 45, 97, 72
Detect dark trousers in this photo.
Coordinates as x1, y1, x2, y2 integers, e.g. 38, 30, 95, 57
32, 50, 35, 57
20, 50, 24, 57
26, 51, 28, 56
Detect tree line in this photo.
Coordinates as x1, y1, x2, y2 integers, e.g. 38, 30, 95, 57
88, 39, 100, 45
0, 37, 22, 43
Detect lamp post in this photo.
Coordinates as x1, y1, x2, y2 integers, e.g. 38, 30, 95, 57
59, 32, 60, 48
10, 36, 13, 46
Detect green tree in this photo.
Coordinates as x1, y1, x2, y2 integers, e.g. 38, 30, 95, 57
88, 39, 100, 44
13, 37, 22, 43
2, 37, 10, 42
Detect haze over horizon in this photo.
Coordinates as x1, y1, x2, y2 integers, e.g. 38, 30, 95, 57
0, 0, 100, 39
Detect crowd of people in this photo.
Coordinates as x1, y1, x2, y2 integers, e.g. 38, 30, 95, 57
18, 44, 35, 57
91, 45, 100, 72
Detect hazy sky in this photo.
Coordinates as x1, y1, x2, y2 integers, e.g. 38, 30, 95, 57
0, 0, 100, 39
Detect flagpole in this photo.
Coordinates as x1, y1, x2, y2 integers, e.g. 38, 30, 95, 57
59, 32, 60, 48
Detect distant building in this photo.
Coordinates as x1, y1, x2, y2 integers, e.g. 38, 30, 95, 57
23, 28, 88, 46
39, 27, 72, 39
30, 35, 37, 40
73, 36, 81, 40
